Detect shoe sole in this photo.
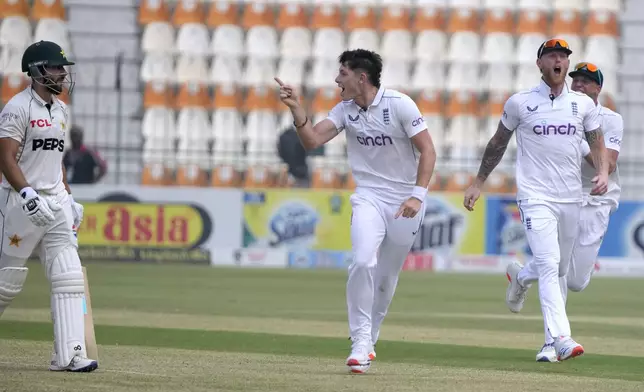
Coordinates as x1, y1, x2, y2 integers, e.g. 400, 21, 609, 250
347, 358, 370, 374
558, 346, 584, 361
50, 361, 98, 373
536, 355, 558, 363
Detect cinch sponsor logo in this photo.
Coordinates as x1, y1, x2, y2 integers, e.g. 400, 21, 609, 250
532, 122, 577, 135
411, 117, 424, 127
30, 119, 52, 128
357, 134, 393, 146
32, 138, 64, 151
609, 137, 621, 145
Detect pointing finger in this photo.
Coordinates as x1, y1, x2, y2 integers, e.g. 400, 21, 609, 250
274, 77, 285, 87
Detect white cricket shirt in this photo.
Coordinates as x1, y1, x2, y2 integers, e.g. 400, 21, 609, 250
580, 102, 622, 210
0, 87, 69, 194
501, 79, 601, 203
326, 87, 427, 204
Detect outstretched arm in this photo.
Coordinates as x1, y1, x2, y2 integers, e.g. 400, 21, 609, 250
473, 121, 514, 187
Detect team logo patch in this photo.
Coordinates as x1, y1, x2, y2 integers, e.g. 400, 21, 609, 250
348, 114, 360, 122
527, 105, 538, 112
382, 108, 390, 125
571, 102, 578, 116
9, 234, 21, 247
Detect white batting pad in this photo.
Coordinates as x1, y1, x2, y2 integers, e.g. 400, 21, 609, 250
50, 247, 86, 367
0, 267, 28, 316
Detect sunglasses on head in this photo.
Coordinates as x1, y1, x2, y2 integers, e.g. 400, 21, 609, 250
574, 62, 599, 72
543, 38, 570, 50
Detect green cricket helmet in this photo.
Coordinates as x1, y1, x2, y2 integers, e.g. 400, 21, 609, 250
21, 40, 75, 96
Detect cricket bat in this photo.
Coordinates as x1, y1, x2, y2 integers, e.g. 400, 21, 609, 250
82, 266, 99, 362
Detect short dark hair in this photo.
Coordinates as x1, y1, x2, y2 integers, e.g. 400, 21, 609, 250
338, 49, 382, 88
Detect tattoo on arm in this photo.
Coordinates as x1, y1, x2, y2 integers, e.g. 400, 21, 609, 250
476, 122, 513, 183
585, 129, 606, 174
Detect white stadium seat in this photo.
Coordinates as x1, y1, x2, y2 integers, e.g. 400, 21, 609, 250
446, 63, 480, 93
245, 25, 279, 59
211, 25, 245, 58
447, 32, 480, 63
585, 36, 619, 71
515, 33, 546, 64
276, 58, 306, 90
140, 53, 174, 83
481, 64, 514, 94
481, 33, 515, 64
141, 22, 175, 54
307, 58, 339, 89
411, 61, 446, 91
514, 65, 542, 91
347, 29, 380, 52
209, 57, 243, 86
176, 23, 210, 56
142, 107, 176, 140
280, 27, 312, 59
381, 61, 410, 89
0, 16, 32, 51
0, 47, 24, 76
33, 18, 70, 52
212, 108, 245, 142
175, 54, 209, 84
312, 28, 345, 59
242, 57, 277, 87
381, 30, 414, 61
414, 30, 448, 63
176, 107, 211, 144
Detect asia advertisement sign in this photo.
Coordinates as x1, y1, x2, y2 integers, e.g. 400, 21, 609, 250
71, 185, 242, 264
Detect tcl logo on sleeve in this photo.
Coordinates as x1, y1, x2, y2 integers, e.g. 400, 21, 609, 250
30, 119, 52, 128
32, 138, 64, 151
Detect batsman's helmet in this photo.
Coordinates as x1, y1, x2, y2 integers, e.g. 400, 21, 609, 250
21, 40, 75, 96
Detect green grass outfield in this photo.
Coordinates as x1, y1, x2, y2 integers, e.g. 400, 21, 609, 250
1, 261, 644, 391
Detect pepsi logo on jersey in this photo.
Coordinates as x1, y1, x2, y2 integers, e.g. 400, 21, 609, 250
30, 119, 53, 128
32, 138, 64, 151
356, 134, 393, 147
532, 123, 577, 135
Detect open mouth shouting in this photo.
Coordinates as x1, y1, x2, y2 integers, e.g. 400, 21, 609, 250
554, 65, 562, 76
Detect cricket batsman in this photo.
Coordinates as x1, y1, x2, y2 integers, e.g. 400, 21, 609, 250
463, 39, 609, 362
276, 49, 437, 373
0, 40, 97, 372
508, 62, 623, 362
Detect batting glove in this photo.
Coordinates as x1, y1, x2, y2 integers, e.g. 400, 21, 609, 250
20, 187, 59, 227
69, 195, 84, 229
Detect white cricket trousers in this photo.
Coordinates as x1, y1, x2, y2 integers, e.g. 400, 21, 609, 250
516, 199, 581, 340
347, 192, 425, 345
536, 203, 611, 344
0, 188, 88, 366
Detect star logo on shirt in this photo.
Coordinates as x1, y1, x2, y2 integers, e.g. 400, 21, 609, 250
60, 121, 66, 130
9, 234, 21, 247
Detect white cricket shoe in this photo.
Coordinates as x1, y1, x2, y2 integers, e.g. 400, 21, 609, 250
536, 343, 558, 362
346, 339, 372, 374
506, 261, 530, 313
555, 336, 584, 361
50, 353, 98, 372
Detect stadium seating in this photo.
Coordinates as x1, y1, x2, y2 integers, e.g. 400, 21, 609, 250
134, 0, 622, 191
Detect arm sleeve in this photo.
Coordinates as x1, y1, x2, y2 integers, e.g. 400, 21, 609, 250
0, 102, 27, 143
326, 102, 345, 132
603, 114, 623, 152
398, 95, 426, 138
583, 101, 601, 132
500, 95, 520, 131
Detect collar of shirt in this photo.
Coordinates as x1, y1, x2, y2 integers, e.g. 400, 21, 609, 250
537, 78, 570, 100
351, 86, 386, 112
27, 86, 59, 109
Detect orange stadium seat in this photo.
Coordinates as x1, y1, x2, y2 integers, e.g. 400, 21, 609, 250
31, 0, 65, 20
344, 172, 356, 190
345, 4, 376, 31
516, 9, 548, 35
172, 0, 205, 26
311, 87, 340, 114
206, 0, 239, 28
584, 10, 619, 37
143, 81, 174, 109
1, 75, 28, 105
56, 86, 70, 105
242, 1, 275, 29
445, 171, 474, 192
428, 172, 443, 191
446, 8, 479, 34
244, 165, 275, 189
212, 84, 242, 111
412, 3, 445, 32
483, 172, 511, 194
0, 0, 29, 18
311, 3, 342, 30
138, 0, 170, 25
277, 2, 308, 29
311, 166, 342, 189
243, 86, 278, 113
551, 9, 582, 36
175, 81, 210, 109
482, 8, 515, 35
211, 165, 242, 188
141, 163, 173, 186
176, 164, 208, 187
379, 3, 411, 32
